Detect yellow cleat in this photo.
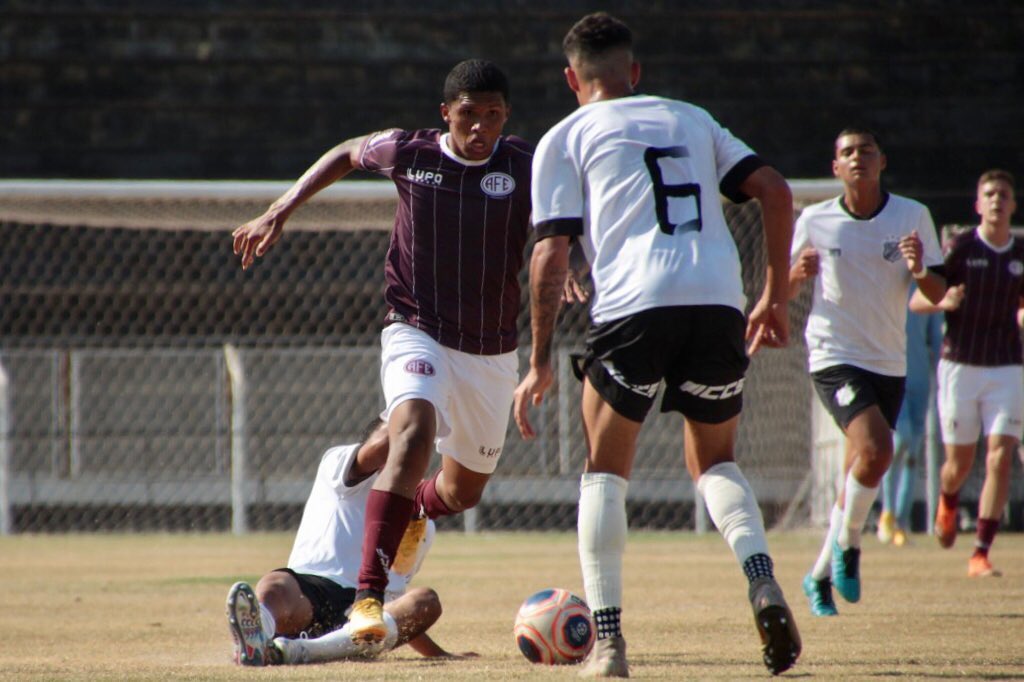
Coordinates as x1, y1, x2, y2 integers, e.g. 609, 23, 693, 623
876, 510, 895, 544
348, 597, 387, 645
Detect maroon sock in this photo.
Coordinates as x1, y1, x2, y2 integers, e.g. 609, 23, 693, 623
941, 491, 959, 510
974, 517, 1000, 556
413, 468, 457, 520
357, 489, 415, 599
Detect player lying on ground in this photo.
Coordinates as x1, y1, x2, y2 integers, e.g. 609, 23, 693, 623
226, 418, 474, 665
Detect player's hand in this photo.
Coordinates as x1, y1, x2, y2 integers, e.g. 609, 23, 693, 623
792, 248, 820, 280
232, 211, 285, 270
513, 365, 554, 439
745, 292, 789, 356
899, 230, 925, 277
563, 271, 590, 304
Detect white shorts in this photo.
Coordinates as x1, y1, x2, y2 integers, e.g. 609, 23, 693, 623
379, 323, 518, 474
937, 358, 1024, 444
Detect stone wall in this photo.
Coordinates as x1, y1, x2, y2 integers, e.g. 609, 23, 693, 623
3, 1, 1023, 224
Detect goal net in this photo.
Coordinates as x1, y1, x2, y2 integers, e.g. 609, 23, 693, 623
4, 178, 1011, 534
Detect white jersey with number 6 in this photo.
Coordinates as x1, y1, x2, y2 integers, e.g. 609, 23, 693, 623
531, 95, 758, 323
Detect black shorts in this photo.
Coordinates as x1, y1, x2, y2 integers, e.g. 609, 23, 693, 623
572, 305, 749, 423
275, 568, 356, 637
811, 364, 906, 431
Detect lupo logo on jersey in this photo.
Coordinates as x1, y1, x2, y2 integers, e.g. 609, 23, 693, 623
480, 172, 515, 197
404, 359, 435, 376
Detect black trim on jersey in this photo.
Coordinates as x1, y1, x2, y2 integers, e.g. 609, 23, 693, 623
839, 191, 890, 220
719, 154, 766, 204
535, 217, 584, 239
924, 264, 946, 279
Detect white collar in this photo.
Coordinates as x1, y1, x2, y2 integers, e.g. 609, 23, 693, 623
977, 227, 1014, 254
440, 133, 497, 166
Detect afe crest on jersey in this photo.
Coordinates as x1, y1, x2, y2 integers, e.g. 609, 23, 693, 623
480, 172, 515, 197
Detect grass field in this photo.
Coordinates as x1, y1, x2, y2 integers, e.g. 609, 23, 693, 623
1, 530, 1023, 680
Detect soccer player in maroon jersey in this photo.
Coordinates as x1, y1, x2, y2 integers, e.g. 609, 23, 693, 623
910, 169, 1023, 577
233, 59, 533, 642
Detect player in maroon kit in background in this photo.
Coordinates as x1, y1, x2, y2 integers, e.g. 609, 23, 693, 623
910, 169, 1023, 577
232, 59, 533, 643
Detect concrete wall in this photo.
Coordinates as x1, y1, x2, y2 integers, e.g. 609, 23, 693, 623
3, 1, 1023, 224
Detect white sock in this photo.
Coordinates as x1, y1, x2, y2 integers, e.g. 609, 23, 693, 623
280, 612, 398, 663
838, 471, 879, 549
811, 504, 844, 580
578, 472, 629, 612
259, 603, 276, 640
696, 461, 769, 565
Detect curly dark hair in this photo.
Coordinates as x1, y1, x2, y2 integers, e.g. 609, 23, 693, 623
443, 59, 510, 103
562, 12, 632, 61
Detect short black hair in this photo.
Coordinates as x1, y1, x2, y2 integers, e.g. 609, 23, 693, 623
835, 126, 883, 151
443, 59, 509, 103
562, 12, 633, 61
359, 416, 385, 445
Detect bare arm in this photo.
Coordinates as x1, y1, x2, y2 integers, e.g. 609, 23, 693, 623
739, 166, 794, 354
405, 632, 478, 658
909, 283, 962, 314
232, 134, 370, 269
788, 248, 819, 300
513, 235, 570, 438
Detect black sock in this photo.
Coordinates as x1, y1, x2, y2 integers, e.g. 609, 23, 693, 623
743, 553, 775, 582
593, 607, 622, 640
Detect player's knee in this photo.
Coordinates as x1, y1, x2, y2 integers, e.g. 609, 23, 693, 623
408, 586, 442, 621
389, 420, 434, 464
439, 483, 482, 512
255, 572, 299, 618
986, 443, 1015, 475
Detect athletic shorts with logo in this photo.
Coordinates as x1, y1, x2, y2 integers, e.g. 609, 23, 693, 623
572, 305, 749, 424
380, 323, 517, 474
811, 363, 905, 430
274, 568, 355, 637
937, 358, 1024, 444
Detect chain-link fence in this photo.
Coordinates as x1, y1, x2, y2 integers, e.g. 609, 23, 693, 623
2, 180, 1020, 533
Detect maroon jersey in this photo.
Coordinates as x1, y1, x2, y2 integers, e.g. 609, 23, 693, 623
356, 129, 533, 355
941, 228, 1024, 366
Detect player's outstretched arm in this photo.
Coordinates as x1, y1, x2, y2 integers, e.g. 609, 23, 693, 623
739, 166, 793, 354
514, 235, 570, 438
232, 134, 370, 269
407, 632, 479, 659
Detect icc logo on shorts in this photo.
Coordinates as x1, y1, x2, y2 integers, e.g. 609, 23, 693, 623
480, 172, 515, 197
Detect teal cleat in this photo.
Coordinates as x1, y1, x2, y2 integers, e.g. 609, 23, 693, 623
802, 573, 838, 616
830, 540, 861, 603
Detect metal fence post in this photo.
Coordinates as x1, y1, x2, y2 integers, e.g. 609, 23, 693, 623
0, 357, 11, 535
224, 345, 249, 535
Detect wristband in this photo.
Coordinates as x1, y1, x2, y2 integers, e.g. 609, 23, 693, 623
912, 266, 928, 280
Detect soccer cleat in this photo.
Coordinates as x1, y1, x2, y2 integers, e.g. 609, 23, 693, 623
801, 573, 838, 616
935, 498, 958, 549
578, 635, 629, 678
264, 639, 286, 665
749, 577, 802, 675
348, 597, 387, 645
876, 510, 895, 544
830, 540, 861, 603
226, 581, 269, 666
392, 515, 428, 575
892, 528, 909, 547
967, 554, 1002, 578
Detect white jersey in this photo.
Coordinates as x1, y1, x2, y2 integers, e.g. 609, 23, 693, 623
792, 194, 943, 375
287, 444, 435, 600
532, 95, 759, 323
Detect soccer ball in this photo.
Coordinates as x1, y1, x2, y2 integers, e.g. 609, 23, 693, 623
513, 588, 595, 665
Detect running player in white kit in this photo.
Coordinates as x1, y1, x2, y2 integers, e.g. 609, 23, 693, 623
514, 12, 801, 677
